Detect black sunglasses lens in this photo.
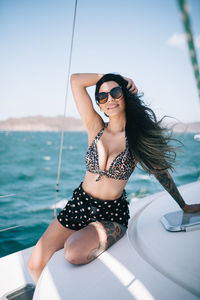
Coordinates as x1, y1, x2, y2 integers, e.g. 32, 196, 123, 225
96, 92, 108, 104
96, 86, 122, 104
110, 87, 122, 99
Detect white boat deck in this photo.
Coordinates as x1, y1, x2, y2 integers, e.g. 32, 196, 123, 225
1, 181, 200, 300
0, 246, 35, 298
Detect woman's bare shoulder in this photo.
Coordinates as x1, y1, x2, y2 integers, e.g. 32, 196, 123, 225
87, 117, 105, 144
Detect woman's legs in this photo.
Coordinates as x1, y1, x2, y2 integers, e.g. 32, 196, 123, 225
27, 218, 75, 283
64, 221, 127, 265
28, 180, 128, 283
28, 218, 127, 283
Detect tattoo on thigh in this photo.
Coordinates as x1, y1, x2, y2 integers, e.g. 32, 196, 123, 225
102, 221, 127, 248
87, 242, 106, 262
86, 221, 127, 263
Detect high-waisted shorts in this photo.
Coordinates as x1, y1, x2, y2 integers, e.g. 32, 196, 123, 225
57, 182, 130, 230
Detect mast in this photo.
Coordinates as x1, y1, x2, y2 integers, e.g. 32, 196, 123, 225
177, 0, 200, 101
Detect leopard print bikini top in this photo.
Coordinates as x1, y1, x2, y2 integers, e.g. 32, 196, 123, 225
85, 123, 136, 181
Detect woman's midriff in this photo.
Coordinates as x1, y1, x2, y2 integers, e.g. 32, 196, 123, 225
82, 171, 128, 201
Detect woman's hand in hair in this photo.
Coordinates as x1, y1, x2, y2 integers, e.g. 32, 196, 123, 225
123, 76, 138, 94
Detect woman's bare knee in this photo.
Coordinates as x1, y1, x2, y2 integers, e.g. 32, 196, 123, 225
64, 240, 106, 265
64, 235, 88, 265
64, 239, 82, 265
64, 225, 106, 265
27, 256, 41, 272
27, 253, 47, 283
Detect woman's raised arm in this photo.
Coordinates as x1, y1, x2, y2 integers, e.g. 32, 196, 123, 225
70, 73, 104, 132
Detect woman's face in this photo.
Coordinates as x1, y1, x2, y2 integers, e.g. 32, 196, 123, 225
98, 81, 125, 117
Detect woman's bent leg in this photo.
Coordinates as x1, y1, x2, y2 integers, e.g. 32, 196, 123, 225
64, 221, 127, 265
27, 218, 75, 283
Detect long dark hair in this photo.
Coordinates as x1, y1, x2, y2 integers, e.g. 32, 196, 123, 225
95, 73, 180, 174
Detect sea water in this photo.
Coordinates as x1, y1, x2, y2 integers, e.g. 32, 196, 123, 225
0, 130, 200, 257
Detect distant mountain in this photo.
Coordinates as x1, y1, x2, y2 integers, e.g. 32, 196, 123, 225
0, 116, 200, 132
165, 121, 200, 133
0, 116, 85, 131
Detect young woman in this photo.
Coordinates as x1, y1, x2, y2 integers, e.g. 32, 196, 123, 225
28, 73, 200, 283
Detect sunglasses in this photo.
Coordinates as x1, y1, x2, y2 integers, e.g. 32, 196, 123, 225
95, 86, 123, 104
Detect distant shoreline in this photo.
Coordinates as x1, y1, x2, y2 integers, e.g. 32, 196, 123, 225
0, 116, 85, 132
0, 116, 200, 133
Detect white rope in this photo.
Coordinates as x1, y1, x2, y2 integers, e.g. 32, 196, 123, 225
0, 225, 22, 233
54, 0, 78, 217
0, 194, 16, 198
0, 187, 55, 198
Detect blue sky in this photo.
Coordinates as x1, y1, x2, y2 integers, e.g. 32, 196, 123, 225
1, 0, 200, 122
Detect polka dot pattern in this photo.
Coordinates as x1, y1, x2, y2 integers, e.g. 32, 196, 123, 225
57, 182, 130, 230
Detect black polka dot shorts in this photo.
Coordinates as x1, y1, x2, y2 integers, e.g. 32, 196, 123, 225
57, 182, 130, 230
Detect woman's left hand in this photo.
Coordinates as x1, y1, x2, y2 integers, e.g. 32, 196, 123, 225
182, 203, 200, 213
123, 76, 138, 94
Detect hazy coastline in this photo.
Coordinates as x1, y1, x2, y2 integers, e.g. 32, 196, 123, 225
0, 116, 85, 132
0, 116, 200, 132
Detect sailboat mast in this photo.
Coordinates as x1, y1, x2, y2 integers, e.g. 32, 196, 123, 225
177, 0, 200, 100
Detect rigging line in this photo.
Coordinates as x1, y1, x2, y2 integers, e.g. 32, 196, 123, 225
177, 0, 200, 100
54, 0, 78, 217
0, 194, 16, 198
0, 225, 23, 233
0, 187, 57, 198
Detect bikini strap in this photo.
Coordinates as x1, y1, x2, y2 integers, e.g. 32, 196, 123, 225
94, 122, 108, 143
